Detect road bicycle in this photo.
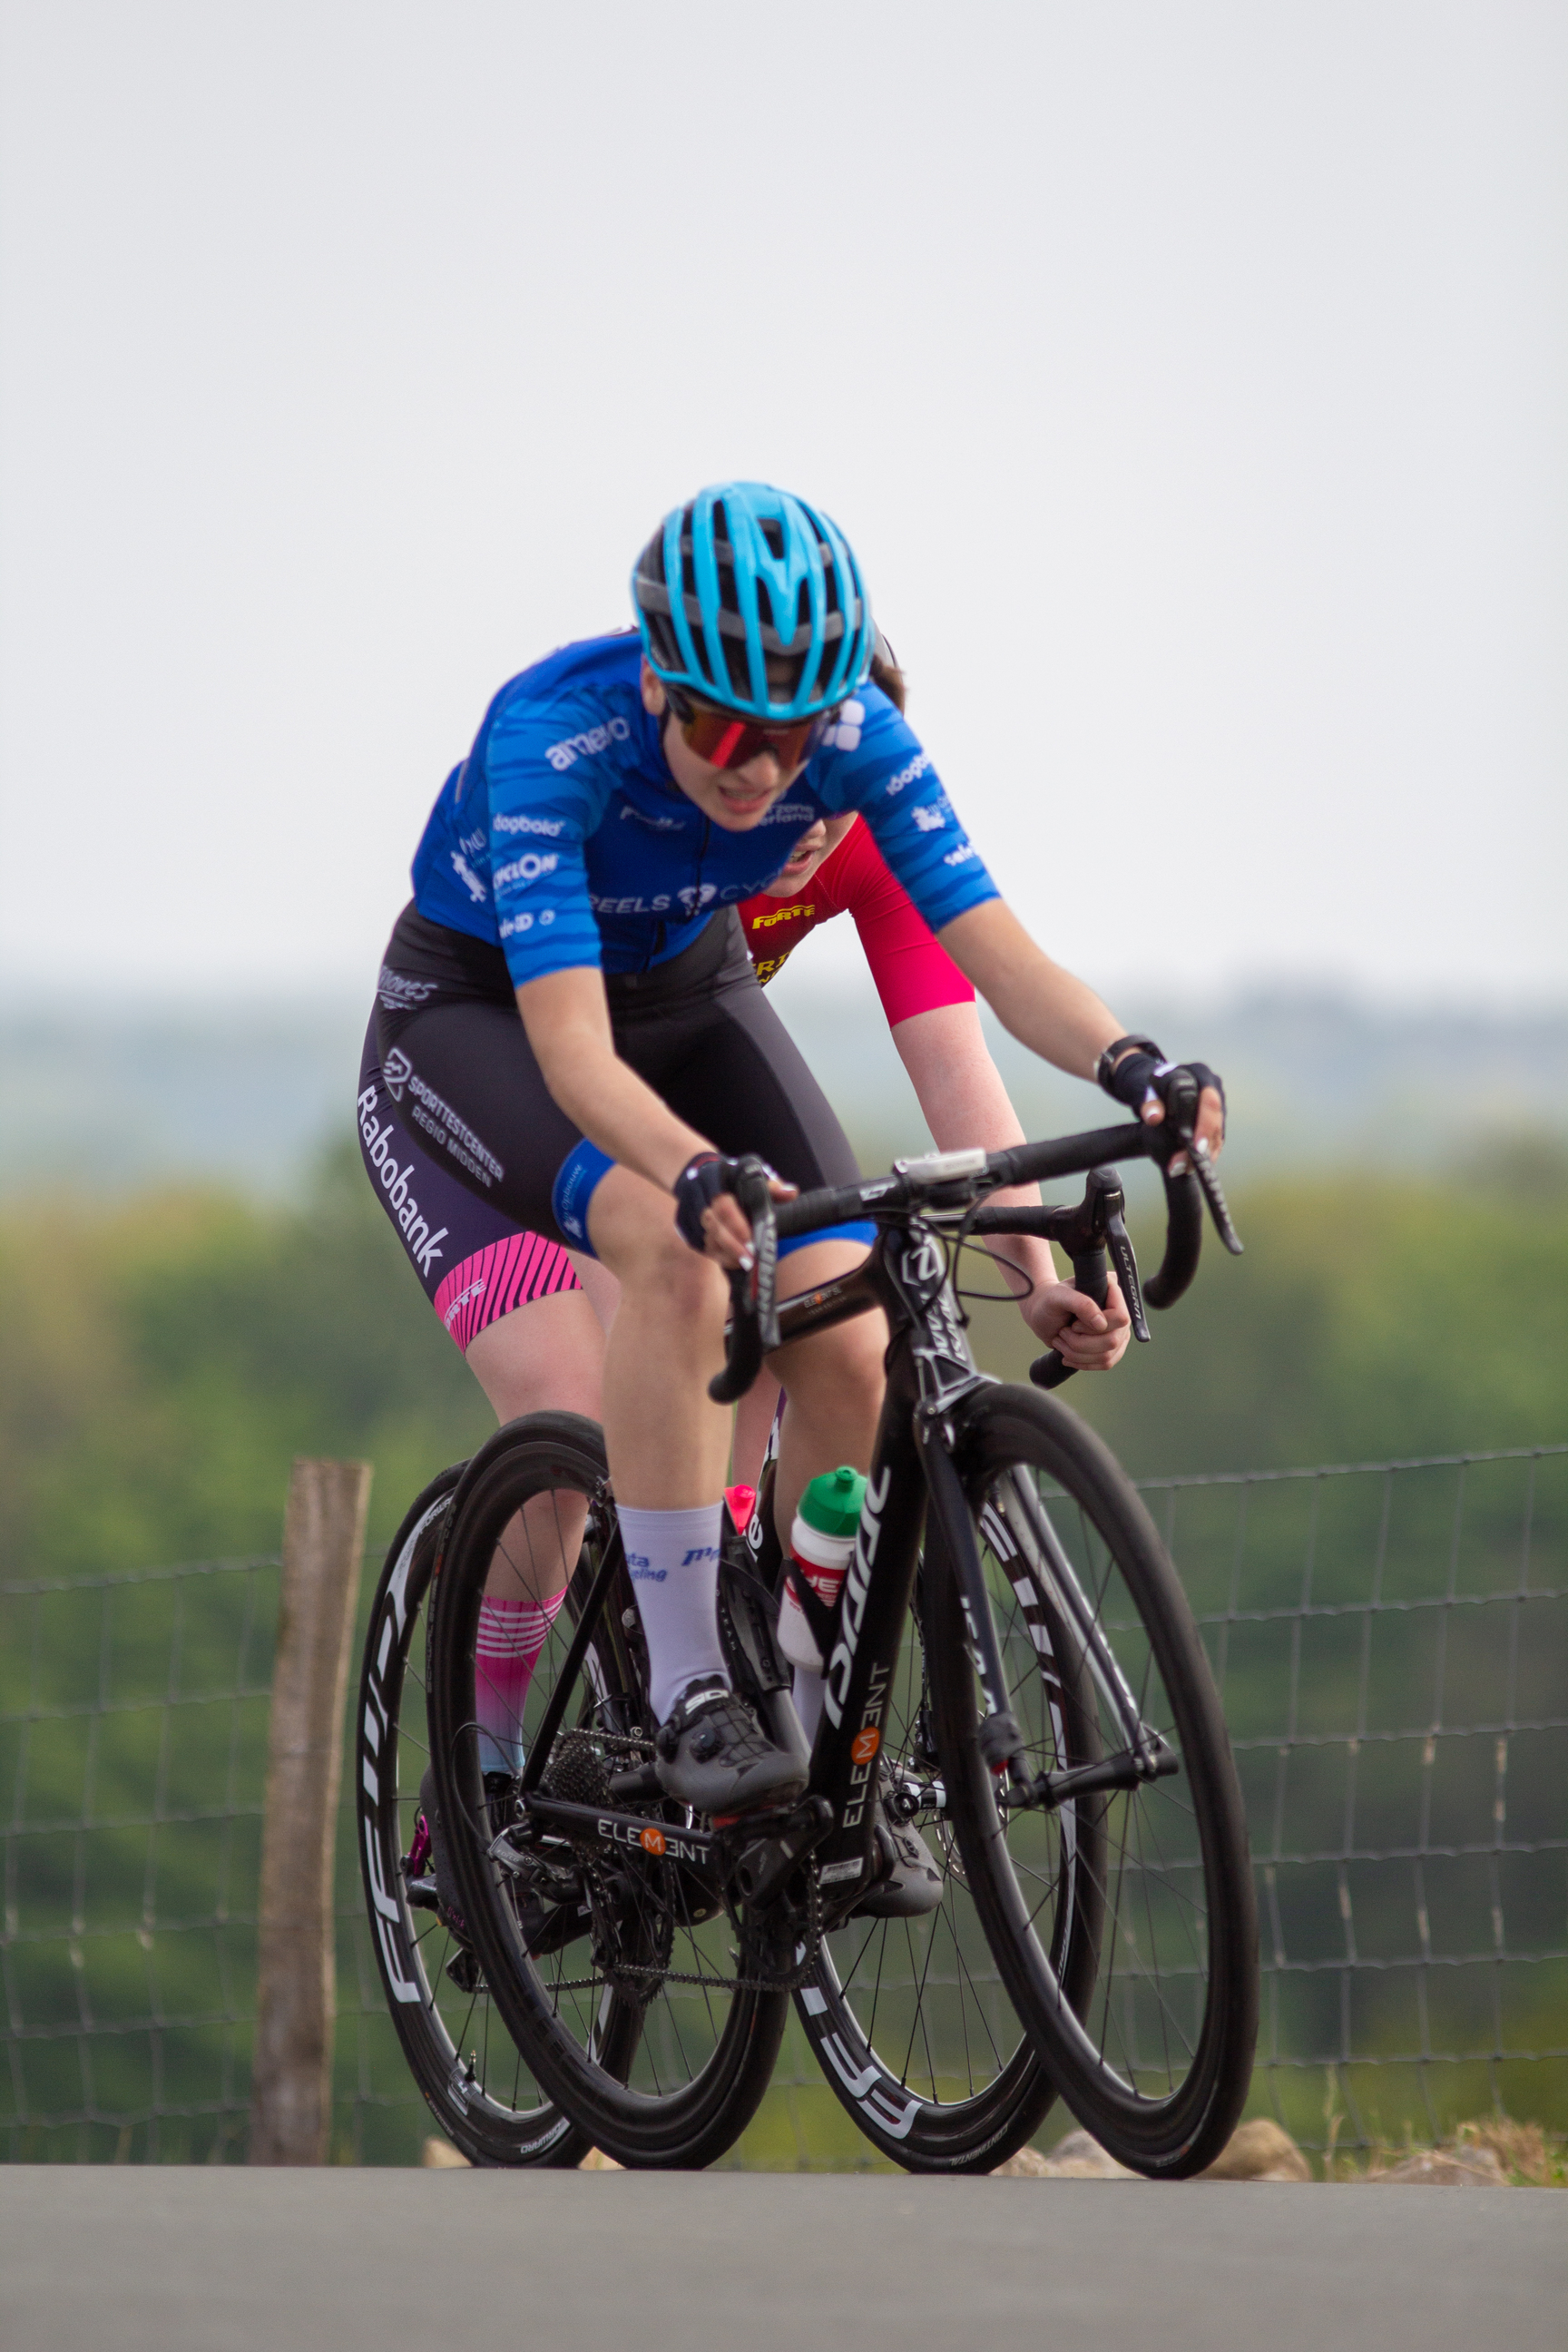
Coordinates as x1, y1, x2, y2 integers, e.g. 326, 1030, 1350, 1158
363, 1087, 1259, 2171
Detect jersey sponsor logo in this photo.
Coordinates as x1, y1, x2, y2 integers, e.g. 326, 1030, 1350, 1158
818, 699, 865, 752
942, 841, 977, 867
382, 1047, 412, 1102
883, 750, 932, 798
492, 811, 565, 837
911, 803, 946, 833
376, 967, 436, 1012
494, 851, 560, 888
499, 913, 534, 938
357, 1083, 449, 1275
460, 826, 485, 857
450, 850, 488, 902
590, 890, 675, 916
677, 883, 718, 914
748, 901, 814, 931
544, 716, 632, 770
761, 799, 816, 826
620, 803, 684, 832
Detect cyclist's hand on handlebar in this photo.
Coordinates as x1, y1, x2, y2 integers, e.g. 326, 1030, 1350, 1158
672, 1152, 798, 1270
1098, 1038, 1226, 1171
1026, 1269, 1132, 1370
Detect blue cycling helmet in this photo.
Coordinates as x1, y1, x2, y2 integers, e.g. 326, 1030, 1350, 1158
632, 481, 874, 721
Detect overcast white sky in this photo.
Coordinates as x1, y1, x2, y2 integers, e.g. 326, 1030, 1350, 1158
1, 1, 1563, 1006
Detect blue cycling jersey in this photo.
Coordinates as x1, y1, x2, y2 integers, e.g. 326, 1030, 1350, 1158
410, 632, 997, 986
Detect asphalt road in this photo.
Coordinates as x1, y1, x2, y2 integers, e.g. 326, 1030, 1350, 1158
3, 2168, 1562, 2352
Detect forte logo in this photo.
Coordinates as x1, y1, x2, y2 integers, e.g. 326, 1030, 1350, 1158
850, 1728, 881, 1766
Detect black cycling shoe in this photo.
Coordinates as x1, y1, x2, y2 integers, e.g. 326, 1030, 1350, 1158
850, 1796, 944, 1919
654, 1676, 808, 1818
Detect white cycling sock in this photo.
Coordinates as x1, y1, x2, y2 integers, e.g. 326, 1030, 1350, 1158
792, 1665, 827, 1746
618, 1502, 730, 1723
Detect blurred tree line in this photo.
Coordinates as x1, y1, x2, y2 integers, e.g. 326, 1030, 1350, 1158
1, 1134, 1564, 1583
3, 1133, 1563, 2160
965, 1131, 1568, 1478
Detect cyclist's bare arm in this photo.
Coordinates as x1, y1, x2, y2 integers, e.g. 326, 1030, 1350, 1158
893, 997, 1129, 1366
936, 899, 1226, 1161
514, 969, 787, 1263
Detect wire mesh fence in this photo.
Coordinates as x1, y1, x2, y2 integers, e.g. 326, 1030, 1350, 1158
0, 1553, 416, 2164
3, 1445, 1564, 2165
1142, 1445, 1568, 2155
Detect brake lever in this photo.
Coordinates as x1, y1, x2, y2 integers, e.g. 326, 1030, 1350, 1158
706, 1159, 780, 1405
1188, 1140, 1243, 1255
1103, 1195, 1151, 1342
1030, 1165, 1145, 1390
1153, 1072, 1244, 1258
735, 1160, 780, 1352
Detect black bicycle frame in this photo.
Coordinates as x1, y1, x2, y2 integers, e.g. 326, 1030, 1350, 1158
769, 1218, 1016, 1908
501, 1180, 1179, 1910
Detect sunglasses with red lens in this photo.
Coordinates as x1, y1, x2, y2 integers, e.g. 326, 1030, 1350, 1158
664, 686, 831, 774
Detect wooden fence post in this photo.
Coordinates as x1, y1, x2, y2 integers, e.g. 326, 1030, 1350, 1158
249, 1456, 372, 2166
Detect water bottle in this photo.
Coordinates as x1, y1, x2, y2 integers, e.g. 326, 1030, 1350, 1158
777, 1465, 867, 1673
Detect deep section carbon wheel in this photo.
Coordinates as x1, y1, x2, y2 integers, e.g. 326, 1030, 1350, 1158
790, 1563, 1101, 2171
429, 1414, 790, 2170
926, 1386, 1259, 2177
357, 1467, 588, 2165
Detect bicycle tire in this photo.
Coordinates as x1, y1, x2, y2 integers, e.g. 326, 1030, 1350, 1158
926, 1385, 1258, 2176
429, 1413, 790, 2170
356, 1466, 590, 2166
791, 1564, 1103, 2171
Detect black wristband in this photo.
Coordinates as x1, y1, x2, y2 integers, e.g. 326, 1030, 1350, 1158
1095, 1034, 1165, 1097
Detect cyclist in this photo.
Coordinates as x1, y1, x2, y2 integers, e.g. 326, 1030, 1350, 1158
358, 480, 1223, 1838
362, 692, 1132, 1837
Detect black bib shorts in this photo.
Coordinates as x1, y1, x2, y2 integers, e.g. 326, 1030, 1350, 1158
357, 904, 865, 1348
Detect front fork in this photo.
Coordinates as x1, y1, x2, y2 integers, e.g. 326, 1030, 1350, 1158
932, 1400, 1178, 1808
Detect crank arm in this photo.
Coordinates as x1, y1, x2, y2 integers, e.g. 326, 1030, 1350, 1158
730, 1795, 835, 1906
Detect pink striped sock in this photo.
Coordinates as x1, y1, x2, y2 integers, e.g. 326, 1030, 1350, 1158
475, 1591, 567, 1773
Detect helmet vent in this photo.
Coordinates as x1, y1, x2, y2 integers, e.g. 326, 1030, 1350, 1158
632, 481, 871, 719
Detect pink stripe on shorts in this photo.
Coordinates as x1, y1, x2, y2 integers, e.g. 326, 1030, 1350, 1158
432, 1230, 581, 1352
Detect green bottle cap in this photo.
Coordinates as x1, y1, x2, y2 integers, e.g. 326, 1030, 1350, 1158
799, 1465, 867, 1540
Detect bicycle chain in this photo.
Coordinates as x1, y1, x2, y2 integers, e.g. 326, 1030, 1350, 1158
547, 1852, 824, 1998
